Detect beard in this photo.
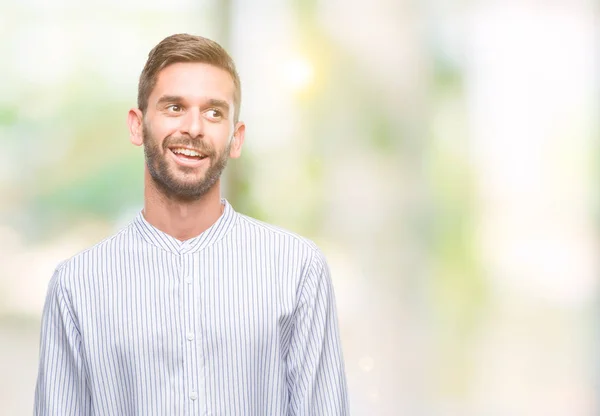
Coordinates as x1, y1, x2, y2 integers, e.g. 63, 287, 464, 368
142, 123, 231, 201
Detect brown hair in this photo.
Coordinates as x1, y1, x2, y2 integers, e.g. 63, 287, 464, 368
138, 33, 241, 122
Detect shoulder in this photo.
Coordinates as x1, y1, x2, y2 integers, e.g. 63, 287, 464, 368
235, 213, 332, 295
52, 222, 135, 285
235, 212, 323, 256
234, 213, 331, 275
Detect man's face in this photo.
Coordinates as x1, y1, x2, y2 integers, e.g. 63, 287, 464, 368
134, 62, 243, 200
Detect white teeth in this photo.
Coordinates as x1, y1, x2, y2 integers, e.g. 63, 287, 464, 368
172, 148, 204, 157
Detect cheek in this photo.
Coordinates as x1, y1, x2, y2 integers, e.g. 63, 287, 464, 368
209, 124, 235, 144
149, 117, 180, 137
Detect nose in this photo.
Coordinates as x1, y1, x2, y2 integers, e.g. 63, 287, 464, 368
180, 108, 204, 139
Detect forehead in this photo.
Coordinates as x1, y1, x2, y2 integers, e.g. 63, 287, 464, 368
150, 62, 235, 104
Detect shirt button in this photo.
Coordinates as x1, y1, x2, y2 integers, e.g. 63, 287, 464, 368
187, 332, 195, 341
190, 391, 198, 400
185, 276, 192, 284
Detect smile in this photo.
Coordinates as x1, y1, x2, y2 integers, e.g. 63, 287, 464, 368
168, 146, 209, 167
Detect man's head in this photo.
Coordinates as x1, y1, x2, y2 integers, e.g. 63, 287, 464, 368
127, 34, 245, 201
138, 34, 242, 123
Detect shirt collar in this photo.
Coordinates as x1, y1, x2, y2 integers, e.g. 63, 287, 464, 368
132, 198, 238, 255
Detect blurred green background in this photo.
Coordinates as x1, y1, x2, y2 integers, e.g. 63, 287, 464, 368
0, 1, 598, 414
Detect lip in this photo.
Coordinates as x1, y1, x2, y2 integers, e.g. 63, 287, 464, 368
168, 148, 209, 168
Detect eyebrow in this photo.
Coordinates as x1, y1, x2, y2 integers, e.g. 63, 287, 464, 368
156, 95, 183, 107
155, 95, 230, 113
206, 98, 230, 112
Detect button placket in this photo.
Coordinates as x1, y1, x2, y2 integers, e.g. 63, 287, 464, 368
181, 252, 199, 409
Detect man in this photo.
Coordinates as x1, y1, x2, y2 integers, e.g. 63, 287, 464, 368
34, 34, 349, 415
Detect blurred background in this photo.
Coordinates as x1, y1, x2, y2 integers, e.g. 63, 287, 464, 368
0, 0, 598, 414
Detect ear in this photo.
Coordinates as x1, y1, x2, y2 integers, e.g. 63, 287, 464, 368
229, 121, 246, 159
127, 108, 144, 146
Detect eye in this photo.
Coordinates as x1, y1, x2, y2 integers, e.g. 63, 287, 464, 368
205, 109, 223, 120
166, 104, 182, 113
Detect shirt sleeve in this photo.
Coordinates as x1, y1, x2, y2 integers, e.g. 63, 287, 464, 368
286, 249, 350, 415
34, 266, 91, 415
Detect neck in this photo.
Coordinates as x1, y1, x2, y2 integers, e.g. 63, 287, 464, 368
142, 170, 224, 241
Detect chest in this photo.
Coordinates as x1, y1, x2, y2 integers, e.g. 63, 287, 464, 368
75, 251, 300, 362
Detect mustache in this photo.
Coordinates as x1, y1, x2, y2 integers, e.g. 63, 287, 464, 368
163, 136, 215, 156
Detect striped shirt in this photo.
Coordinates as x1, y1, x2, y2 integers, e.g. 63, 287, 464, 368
34, 199, 349, 415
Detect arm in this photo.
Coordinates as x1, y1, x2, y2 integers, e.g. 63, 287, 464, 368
34, 266, 91, 415
287, 250, 350, 415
